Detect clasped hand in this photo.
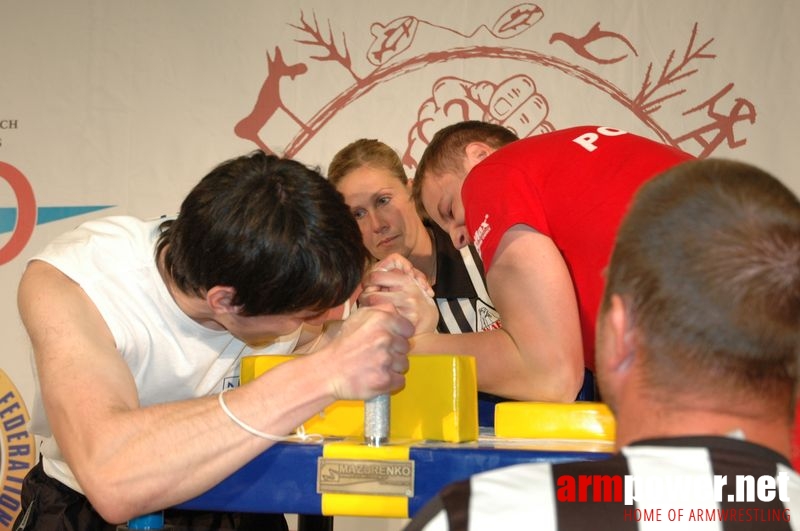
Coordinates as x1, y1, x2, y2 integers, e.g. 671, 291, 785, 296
311, 254, 438, 401
358, 253, 439, 335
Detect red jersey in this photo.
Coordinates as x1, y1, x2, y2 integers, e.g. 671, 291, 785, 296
462, 126, 693, 370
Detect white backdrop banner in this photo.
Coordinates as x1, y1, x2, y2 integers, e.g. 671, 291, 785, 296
1, 1, 798, 527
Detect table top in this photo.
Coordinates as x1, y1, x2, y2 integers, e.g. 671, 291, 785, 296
178, 431, 613, 519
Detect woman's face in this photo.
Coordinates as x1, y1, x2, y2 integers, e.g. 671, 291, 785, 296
335, 164, 424, 261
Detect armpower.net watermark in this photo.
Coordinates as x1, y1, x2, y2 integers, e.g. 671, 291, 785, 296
557, 472, 792, 524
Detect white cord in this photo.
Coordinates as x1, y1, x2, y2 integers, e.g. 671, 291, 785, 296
218, 388, 322, 443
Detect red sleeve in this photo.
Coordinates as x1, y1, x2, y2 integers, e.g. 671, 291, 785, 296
462, 162, 549, 270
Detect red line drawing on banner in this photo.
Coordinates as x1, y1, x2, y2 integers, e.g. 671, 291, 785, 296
234, 5, 755, 166
234, 47, 310, 154
0, 162, 36, 266
292, 12, 357, 76
403, 75, 554, 168
672, 83, 756, 157
631, 23, 715, 115
490, 4, 544, 38
367, 17, 419, 66
549, 22, 638, 65
363, 4, 544, 67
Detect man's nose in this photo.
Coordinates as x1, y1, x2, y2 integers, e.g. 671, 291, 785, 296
449, 226, 469, 249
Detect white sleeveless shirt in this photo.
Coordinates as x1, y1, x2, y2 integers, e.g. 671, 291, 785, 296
27, 215, 300, 492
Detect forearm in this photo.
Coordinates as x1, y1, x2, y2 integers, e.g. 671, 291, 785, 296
61, 356, 334, 523
468, 227, 585, 401
410, 329, 582, 401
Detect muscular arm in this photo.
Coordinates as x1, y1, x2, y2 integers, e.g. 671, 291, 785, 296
18, 260, 411, 523
410, 225, 584, 401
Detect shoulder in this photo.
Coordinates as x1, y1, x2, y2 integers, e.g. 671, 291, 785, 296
31, 215, 165, 272
32, 215, 163, 255
70, 215, 166, 245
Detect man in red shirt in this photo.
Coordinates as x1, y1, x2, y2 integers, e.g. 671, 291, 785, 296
412, 122, 692, 400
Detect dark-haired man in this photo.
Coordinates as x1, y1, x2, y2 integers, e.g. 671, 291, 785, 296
15, 152, 430, 530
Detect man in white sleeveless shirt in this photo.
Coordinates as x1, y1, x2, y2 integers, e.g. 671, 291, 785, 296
15, 152, 437, 530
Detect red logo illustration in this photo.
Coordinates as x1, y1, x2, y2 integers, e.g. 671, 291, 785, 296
233, 4, 754, 166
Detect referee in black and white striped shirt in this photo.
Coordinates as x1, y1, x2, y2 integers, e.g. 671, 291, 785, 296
405, 158, 800, 531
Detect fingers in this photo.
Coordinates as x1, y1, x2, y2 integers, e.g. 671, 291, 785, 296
363, 316, 428, 394
326, 306, 415, 400
372, 253, 415, 274
367, 254, 435, 297
391, 357, 410, 375
406, 268, 434, 297
361, 269, 404, 293
363, 268, 434, 296
358, 272, 438, 334
386, 335, 411, 374
378, 342, 410, 394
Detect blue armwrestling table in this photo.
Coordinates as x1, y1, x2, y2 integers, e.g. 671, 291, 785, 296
182, 357, 611, 527
178, 432, 613, 520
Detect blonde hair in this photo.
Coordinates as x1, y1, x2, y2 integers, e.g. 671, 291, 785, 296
328, 139, 407, 186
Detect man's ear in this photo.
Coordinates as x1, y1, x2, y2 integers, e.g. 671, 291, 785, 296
463, 142, 493, 170
607, 294, 636, 372
206, 286, 240, 314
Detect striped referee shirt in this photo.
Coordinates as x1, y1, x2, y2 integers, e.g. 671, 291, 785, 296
405, 436, 800, 531
429, 223, 507, 425
428, 223, 500, 334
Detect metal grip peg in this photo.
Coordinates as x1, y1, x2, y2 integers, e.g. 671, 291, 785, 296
364, 394, 390, 446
